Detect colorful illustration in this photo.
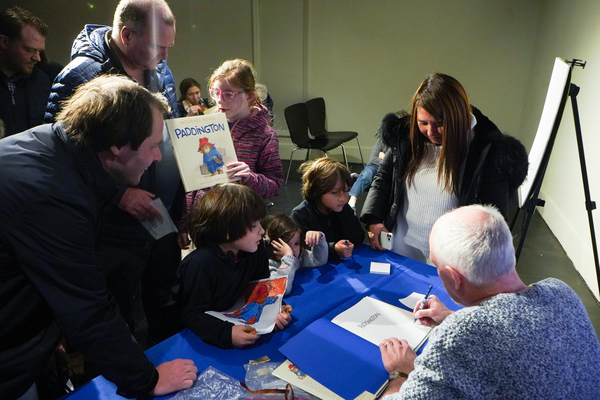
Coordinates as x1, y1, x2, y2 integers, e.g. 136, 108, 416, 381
225, 281, 278, 324
205, 277, 287, 334
198, 137, 224, 175
288, 363, 307, 380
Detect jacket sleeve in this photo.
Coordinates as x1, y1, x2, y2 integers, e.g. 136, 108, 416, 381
361, 151, 395, 227
5, 195, 158, 398
300, 234, 328, 268
243, 131, 284, 199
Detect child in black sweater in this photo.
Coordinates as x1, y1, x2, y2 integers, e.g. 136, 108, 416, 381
291, 158, 365, 261
178, 183, 292, 349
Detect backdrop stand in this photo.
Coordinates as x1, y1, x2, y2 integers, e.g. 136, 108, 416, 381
512, 59, 600, 295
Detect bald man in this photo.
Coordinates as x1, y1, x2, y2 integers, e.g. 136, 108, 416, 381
379, 204, 600, 399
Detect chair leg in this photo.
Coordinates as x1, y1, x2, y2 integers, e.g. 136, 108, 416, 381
355, 137, 365, 167
340, 144, 349, 168
285, 148, 298, 185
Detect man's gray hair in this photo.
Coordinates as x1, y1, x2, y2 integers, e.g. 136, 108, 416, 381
430, 204, 515, 285
112, 0, 175, 36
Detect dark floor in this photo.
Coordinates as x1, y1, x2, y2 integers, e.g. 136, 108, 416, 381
280, 160, 600, 338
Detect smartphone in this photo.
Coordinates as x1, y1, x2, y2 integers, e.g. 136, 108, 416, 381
379, 231, 394, 250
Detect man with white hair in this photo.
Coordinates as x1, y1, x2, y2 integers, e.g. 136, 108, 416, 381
379, 204, 600, 399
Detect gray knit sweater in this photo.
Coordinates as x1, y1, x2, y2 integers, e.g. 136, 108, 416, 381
385, 278, 600, 399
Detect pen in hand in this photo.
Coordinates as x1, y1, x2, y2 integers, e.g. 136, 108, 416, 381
414, 284, 433, 324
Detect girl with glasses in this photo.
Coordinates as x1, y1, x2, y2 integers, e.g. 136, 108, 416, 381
206, 58, 283, 199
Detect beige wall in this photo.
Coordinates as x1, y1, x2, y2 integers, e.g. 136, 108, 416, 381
16, 0, 600, 298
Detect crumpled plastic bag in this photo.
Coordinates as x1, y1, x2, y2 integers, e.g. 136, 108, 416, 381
171, 366, 247, 400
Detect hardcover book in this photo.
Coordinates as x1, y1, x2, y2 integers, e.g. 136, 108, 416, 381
165, 112, 237, 192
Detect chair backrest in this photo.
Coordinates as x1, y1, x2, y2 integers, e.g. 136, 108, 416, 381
284, 102, 311, 147
305, 97, 328, 139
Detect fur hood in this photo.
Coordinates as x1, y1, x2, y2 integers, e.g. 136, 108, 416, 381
375, 107, 528, 195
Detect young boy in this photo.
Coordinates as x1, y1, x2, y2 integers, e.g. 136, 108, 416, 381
291, 158, 365, 261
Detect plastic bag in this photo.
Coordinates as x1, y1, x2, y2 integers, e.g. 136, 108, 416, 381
171, 366, 247, 400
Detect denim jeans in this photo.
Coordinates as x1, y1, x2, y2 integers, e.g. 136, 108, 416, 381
349, 164, 378, 198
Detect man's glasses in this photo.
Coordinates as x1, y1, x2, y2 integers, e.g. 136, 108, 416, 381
209, 88, 244, 102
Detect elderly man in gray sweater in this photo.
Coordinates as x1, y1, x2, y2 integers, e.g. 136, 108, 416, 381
379, 204, 600, 399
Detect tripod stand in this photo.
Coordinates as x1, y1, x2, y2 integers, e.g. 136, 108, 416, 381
512, 59, 600, 295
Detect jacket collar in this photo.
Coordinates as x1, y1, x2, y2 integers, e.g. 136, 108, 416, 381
54, 123, 121, 209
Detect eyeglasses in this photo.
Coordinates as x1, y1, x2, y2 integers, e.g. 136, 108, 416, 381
240, 382, 294, 400
209, 88, 244, 102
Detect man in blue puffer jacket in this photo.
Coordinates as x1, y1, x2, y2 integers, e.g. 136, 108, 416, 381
45, 0, 187, 344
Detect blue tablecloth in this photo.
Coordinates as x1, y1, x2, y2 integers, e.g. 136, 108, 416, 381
65, 245, 460, 399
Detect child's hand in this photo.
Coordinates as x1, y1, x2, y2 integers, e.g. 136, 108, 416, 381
231, 325, 260, 348
272, 238, 294, 259
305, 231, 322, 247
334, 240, 354, 258
274, 305, 293, 332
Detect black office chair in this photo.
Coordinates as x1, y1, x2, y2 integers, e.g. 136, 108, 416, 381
284, 102, 356, 185
305, 97, 365, 167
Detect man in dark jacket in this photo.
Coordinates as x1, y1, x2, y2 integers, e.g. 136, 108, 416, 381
44, 0, 186, 343
0, 75, 197, 400
0, 6, 50, 138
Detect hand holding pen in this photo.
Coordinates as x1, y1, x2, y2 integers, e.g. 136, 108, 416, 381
413, 289, 454, 327
414, 285, 433, 324
334, 239, 354, 258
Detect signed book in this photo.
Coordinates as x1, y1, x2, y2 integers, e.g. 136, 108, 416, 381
165, 112, 238, 192
205, 277, 287, 334
332, 296, 431, 349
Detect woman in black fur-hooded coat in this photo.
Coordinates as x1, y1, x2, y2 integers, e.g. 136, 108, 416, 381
360, 73, 528, 256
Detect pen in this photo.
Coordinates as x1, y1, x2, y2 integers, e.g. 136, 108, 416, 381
344, 240, 349, 246
414, 284, 433, 324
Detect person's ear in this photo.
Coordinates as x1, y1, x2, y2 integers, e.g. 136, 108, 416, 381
0, 34, 9, 50
246, 91, 256, 106
444, 265, 464, 291
120, 27, 133, 45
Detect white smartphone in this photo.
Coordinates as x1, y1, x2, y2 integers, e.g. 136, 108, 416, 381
379, 231, 394, 250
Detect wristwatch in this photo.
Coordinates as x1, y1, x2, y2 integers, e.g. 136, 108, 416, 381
389, 371, 409, 380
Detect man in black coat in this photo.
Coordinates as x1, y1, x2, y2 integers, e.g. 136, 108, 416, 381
0, 75, 197, 400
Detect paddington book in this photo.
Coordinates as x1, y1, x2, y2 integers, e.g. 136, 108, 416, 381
165, 112, 238, 192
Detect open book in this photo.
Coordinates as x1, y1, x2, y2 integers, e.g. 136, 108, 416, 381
206, 277, 287, 334
332, 296, 431, 350
165, 112, 238, 192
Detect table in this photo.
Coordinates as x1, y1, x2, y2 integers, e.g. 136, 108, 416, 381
65, 245, 461, 399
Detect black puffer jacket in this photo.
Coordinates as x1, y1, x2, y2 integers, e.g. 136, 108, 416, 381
361, 107, 528, 230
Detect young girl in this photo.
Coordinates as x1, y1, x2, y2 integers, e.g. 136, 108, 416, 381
207, 58, 283, 199
291, 158, 365, 261
262, 213, 328, 295
177, 183, 292, 349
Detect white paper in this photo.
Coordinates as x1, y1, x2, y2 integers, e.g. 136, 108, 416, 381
139, 198, 177, 240
332, 296, 431, 349
399, 292, 427, 310
370, 261, 390, 275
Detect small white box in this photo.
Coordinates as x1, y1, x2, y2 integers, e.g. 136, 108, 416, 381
370, 261, 391, 275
